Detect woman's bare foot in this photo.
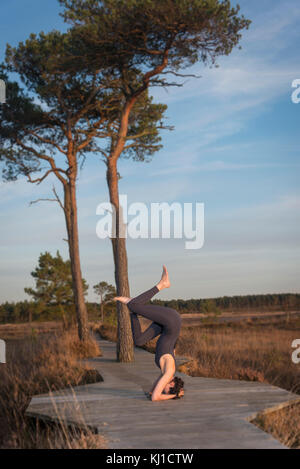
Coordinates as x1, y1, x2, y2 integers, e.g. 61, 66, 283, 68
156, 264, 171, 291
113, 296, 132, 304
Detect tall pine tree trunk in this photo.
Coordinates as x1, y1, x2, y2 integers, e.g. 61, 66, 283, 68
64, 180, 89, 342
106, 158, 134, 362
100, 302, 104, 323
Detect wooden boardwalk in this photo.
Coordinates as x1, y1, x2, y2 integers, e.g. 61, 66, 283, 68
26, 338, 300, 449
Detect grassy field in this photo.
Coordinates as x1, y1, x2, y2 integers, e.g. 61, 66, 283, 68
0, 324, 108, 449
178, 318, 300, 393
0, 321, 64, 340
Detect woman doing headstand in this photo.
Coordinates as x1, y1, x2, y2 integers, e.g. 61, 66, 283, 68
114, 265, 184, 402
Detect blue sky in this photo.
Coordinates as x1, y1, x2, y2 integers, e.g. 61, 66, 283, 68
0, 0, 299, 302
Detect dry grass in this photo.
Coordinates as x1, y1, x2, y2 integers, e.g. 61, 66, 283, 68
0, 328, 108, 449
0, 321, 63, 340
251, 402, 300, 449
94, 322, 117, 342
7, 418, 108, 450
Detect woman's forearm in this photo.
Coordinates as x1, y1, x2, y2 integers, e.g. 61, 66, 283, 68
152, 393, 177, 401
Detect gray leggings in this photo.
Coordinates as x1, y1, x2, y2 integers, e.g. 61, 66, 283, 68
127, 285, 182, 369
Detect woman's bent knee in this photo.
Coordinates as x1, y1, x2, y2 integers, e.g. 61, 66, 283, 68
170, 309, 181, 323
134, 338, 144, 346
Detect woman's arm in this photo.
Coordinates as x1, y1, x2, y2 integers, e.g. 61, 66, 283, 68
157, 389, 184, 400
151, 370, 175, 402
154, 393, 178, 401
149, 374, 163, 394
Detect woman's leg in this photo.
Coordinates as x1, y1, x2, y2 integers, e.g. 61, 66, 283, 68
115, 266, 179, 344
114, 265, 170, 306
130, 314, 163, 346
128, 285, 163, 346
127, 286, 180, 329
128, 285, 159, 305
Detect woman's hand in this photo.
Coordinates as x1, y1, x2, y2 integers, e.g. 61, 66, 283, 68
149, 388, 184, 399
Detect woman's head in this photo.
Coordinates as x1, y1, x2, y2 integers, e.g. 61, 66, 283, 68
166, 376, 184, 397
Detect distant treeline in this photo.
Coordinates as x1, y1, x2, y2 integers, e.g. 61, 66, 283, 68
152, 293, 300, 314
1, 293, 300, 324
0, 300, 116, 325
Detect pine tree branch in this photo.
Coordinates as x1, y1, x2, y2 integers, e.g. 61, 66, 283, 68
29, 197, 58, 206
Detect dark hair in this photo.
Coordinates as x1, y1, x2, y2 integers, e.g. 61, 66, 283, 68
169, 376, 184, 398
